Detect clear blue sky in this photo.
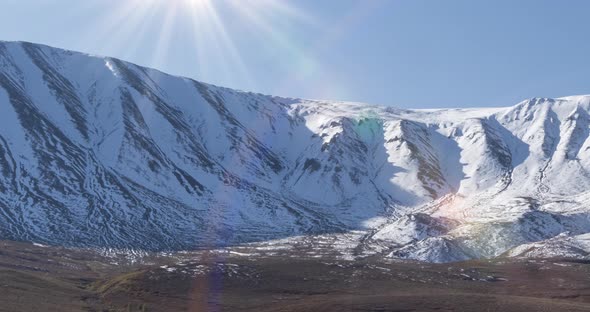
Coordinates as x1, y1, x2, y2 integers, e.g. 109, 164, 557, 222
1, 0, 589, 108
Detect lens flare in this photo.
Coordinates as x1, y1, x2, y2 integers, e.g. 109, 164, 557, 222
69, 1, 386, 309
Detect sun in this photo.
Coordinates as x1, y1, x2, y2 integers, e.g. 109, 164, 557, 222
180, 0, 211, 8
83, 0, 322, 94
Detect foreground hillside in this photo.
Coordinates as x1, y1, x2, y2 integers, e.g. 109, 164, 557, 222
1, 41, 590, 261
1, 241, 590, 312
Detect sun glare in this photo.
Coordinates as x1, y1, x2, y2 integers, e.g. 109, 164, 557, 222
179, 0, 211, 9
80, 0, 339, 96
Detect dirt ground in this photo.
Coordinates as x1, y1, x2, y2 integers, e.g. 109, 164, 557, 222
0, 240, 589, 312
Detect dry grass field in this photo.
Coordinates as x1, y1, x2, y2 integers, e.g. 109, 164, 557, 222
1, 241, 589, 312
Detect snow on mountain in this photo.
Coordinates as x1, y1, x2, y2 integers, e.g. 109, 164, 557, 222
1, 41, 590, 262
505, 232, 590, 259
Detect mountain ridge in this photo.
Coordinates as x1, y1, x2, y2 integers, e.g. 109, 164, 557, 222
1, 41, 590, 262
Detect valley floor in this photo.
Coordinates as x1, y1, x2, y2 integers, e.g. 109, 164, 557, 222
1, 241, 590, 312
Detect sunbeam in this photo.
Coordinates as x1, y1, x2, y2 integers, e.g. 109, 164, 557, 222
78, 0, 325, 95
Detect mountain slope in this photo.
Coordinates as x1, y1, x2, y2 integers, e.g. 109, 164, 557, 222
1, 41, 590, 261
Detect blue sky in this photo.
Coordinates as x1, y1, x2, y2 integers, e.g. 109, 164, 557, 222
0, 0, 589, 108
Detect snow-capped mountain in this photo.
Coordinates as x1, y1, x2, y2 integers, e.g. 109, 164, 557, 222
1, 41, 589, 262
